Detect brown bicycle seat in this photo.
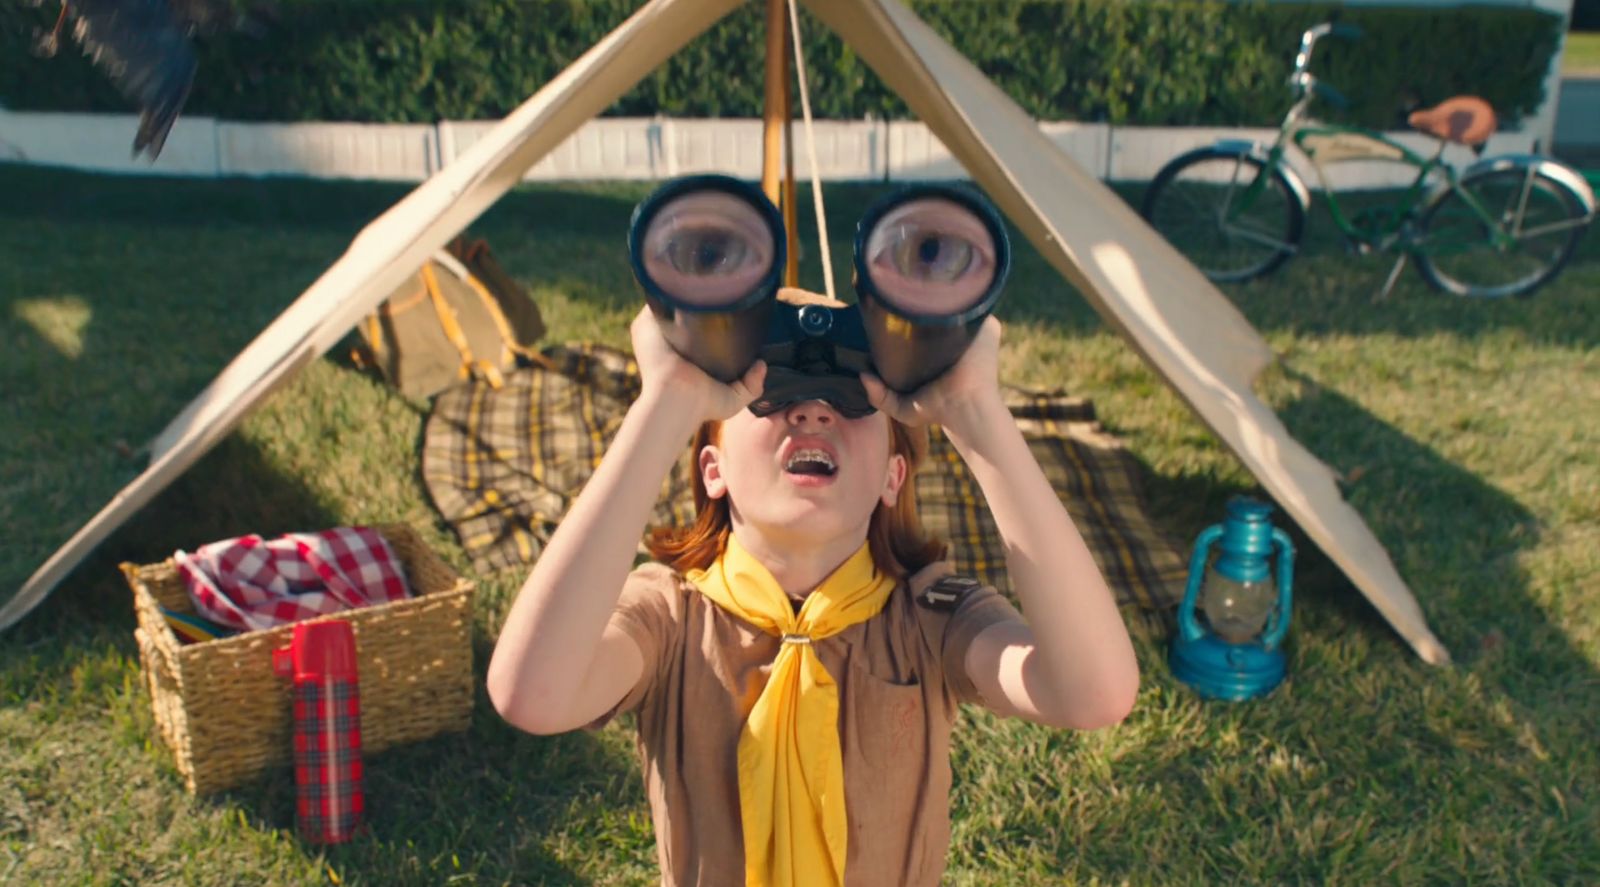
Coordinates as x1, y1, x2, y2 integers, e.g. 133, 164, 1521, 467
1407, 96, 1498, 146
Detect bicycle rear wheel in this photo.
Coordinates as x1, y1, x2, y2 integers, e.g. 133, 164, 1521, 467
1413, 165, 1590, 298
1141, 149, 1305, 283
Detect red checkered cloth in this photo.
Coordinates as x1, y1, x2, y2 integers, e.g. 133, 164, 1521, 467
173, 527, 411, 633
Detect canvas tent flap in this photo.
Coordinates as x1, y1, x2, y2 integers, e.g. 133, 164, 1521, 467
801, 0, 1448, 664
7, 0, 1449, 667
0, 0, 745, 631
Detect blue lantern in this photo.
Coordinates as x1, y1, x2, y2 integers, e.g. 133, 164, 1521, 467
1169, 496, 1295, 700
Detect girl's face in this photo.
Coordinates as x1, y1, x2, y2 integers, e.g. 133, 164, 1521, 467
700, 401, 907, 546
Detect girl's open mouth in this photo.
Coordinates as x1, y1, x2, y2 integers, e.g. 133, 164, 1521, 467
784, 448, 837, 478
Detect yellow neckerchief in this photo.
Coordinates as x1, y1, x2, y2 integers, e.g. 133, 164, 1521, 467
687, 533, 896, 887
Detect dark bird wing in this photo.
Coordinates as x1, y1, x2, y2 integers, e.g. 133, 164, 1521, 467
168, 0, 269, 36
67, 0, 199, 160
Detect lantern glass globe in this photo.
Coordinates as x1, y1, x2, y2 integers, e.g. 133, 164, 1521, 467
1200, 569, 1275, 644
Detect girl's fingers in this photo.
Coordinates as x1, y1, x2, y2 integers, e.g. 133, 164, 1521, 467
859, 372, 898, 415
732, 360, 767, 404
863, 372, 934, 426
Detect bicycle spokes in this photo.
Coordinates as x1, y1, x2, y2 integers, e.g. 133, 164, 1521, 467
1412, 165, 1589, 298
1141, 150, 1305, 283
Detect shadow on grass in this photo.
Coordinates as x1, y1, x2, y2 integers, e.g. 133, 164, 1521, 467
0, 164, 648, 607
1120, 358, 1590, 696
0, 161, 650, 881
0, 162, 408, 234
1026, 374, 1600, 882
1274, 372, 1549, 653
217, 690, 637, 884
4, 433, 638, 884
0, 163, 645, 241
6, 166, 1593, 882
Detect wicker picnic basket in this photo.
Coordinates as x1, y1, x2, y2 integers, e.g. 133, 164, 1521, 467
120, 523, 475, 795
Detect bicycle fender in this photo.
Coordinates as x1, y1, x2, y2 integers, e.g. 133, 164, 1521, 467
1201, 140, 1313, 215
1442, 156, 1597, 219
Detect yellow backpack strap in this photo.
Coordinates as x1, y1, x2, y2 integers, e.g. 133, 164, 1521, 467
475, 359, 505, 388
365, 276, 430, 367
364, 313, 387, 361
422, 262, 492, 387
456, 261, 558, 371
459, 271, 530, 360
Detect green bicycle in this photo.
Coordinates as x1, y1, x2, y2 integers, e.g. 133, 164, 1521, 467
1140, 22, 1596, 299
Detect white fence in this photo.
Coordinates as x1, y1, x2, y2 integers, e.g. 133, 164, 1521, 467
0, 109, 1541, 189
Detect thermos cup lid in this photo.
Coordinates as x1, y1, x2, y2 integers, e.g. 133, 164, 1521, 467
272, 619, 358, 681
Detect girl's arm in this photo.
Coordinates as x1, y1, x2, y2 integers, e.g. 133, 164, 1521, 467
862, 318, 1139, 730
486, 309, 765, 735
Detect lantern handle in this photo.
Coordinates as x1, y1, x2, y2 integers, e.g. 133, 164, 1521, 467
1258, 527, 1297, 649
1177, 524, 1224, 643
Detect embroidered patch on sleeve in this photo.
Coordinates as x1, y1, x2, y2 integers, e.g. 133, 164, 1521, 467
917, 575, 982, 612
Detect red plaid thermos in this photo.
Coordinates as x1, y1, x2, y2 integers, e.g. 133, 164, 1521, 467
272, 620, 364, 843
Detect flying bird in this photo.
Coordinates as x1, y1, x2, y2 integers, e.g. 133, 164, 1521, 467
29, 0, 270, 160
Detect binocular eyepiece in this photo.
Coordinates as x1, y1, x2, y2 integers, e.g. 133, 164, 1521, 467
628, 174, 1009, 418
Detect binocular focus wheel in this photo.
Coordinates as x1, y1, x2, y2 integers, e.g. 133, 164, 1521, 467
796, 305, 833, 336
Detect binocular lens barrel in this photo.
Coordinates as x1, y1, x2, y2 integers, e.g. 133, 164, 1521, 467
638, 191, 777, 309
629, 176, 785, 382
860, 197, 1000, 318
854, 188, 1010, 394
629, 176, 1008, 408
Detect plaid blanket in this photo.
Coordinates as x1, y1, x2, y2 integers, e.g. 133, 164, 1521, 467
423, 344, 1186, 609
422, 345, 696, 571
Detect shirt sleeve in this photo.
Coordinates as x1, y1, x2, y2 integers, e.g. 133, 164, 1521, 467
584, 561, 682, 730
939, 583, 1026, 707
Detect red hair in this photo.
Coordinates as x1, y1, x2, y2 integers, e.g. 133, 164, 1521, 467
645, 417, 946, 579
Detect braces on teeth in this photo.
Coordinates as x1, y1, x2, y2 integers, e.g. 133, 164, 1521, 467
785, 449, 836, 471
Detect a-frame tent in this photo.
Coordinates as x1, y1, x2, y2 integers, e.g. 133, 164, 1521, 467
0, 0, 1451, 665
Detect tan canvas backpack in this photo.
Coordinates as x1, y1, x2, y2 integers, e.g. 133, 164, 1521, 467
358, 237, 547, 399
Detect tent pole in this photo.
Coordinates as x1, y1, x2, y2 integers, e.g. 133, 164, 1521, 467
761, 0, 800, 286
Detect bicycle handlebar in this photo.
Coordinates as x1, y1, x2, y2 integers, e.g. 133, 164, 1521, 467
1294, 21, 1363, 75
1288, 21, 1363, 111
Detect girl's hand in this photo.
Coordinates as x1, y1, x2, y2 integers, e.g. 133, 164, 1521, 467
859, 315, 1005, 436
630, 307, 767, 423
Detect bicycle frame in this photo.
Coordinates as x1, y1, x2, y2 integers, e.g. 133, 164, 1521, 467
1230, 91, 1458, 252
1218, 24, 1593, 257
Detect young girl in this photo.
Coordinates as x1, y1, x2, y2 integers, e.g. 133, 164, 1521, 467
487, 304, 1139, 886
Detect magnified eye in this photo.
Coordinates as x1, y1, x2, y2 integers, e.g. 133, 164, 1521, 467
888, 230, 977, 283
641, 192, 775, 308
660, 226, 753, 276
864, 197, 996, 316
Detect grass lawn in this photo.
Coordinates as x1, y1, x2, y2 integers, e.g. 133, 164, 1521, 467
2, 163, 1597, 885
1564, 30, 1600, 75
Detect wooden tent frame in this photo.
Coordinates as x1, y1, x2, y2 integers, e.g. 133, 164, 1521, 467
2, 0, 1450, 665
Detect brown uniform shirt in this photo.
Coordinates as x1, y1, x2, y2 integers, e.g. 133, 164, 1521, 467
591, 560, 1025, 886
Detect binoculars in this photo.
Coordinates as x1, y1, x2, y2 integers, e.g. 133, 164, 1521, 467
628, 175, 1010, 418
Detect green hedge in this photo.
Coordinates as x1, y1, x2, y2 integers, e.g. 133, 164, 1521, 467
0, 0, 1562, 130
1574, 0, 1599, 31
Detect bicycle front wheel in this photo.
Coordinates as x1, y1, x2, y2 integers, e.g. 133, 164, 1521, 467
1141, 149, 1305, 283
1414, 165, 1590, 298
